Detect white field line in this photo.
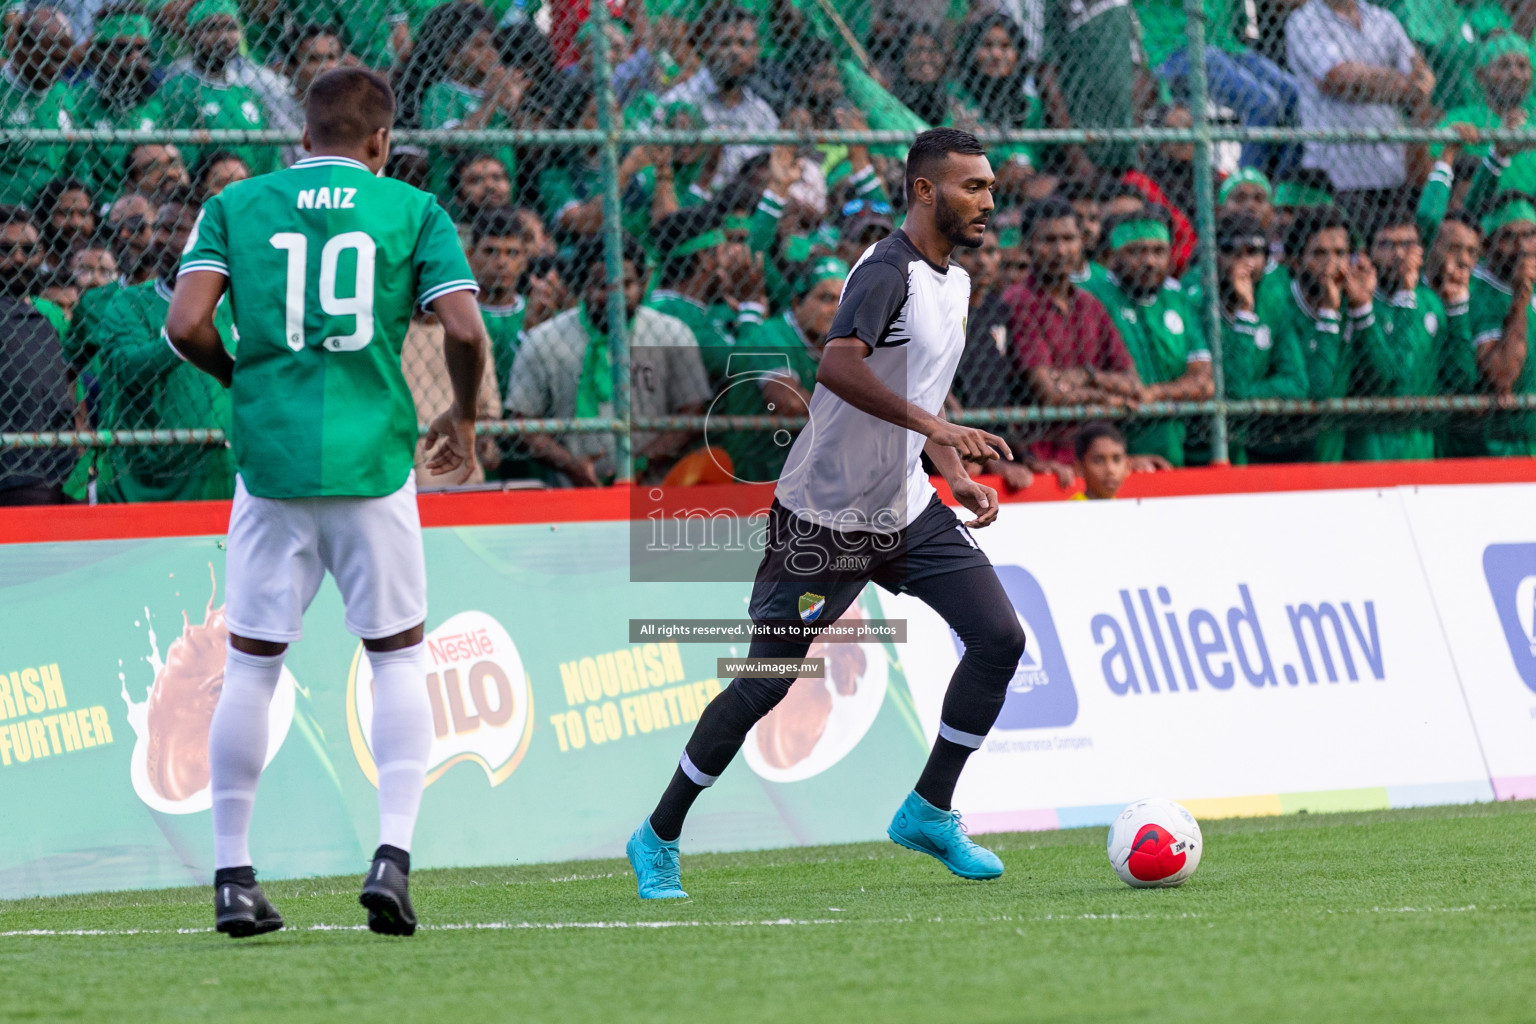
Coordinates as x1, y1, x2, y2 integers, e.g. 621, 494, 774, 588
0, 905, 1492, 938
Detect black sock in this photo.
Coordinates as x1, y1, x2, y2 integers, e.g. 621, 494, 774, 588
913, 737, 976, 811
648, 767, 705, 842
214, 865, 256, 888
647, 670, 796, 842
373, 843, 411, 874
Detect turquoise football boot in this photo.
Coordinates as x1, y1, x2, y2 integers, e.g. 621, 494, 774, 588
887, 790, 1004, 880
627, 818, 689, 899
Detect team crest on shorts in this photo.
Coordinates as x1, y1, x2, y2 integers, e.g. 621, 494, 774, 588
798, 592, 826, 624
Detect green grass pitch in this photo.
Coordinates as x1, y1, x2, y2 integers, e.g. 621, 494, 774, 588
1, 801, 1532, 1023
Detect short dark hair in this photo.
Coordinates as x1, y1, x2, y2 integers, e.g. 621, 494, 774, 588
281, 21, 340, 61
1442, 208, 1481, 235
1283, 204, 1353, 260
1102, 181, 1148, 206
31, 178, 91, 219
470, 205, 532, 245
904, 127, 986, 204
305, 67, 395, 147
789, 36, 838, 81
0, 204, 34, 231
692, 3, 755, 46
710, 181, 761, 220
385, 148, 431, 190
1021, 196, 1078, 239
1369, 187, 1422, 240
570, 234, 649, 288
449, 151, 506, 198
1055, 177, 1105, 204
1074, 421, 1126, 462
190, 149, 246, 186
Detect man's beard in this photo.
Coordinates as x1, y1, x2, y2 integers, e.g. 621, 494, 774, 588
1117, 269, 1161, 300
1376, 263, 1403, 294
1490, 83, 1531, 112
935, 195, 981, 249
711, 66, 748, 92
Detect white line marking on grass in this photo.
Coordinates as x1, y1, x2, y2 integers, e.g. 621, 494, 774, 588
0, 919, 850, 937
0, 905, 1495, 939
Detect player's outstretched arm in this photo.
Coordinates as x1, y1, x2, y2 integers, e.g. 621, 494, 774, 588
423, 289, 490, 484
816, 336, 1012, 462
166, 271, 235, 388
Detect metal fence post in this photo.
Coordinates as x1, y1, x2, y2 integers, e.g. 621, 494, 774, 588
588, 0, 633, 483
1183, 0, 1230, 464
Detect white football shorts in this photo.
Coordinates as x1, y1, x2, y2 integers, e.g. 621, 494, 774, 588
225, 472, 427, 642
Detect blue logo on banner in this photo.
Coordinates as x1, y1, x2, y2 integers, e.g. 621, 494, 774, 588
949, 565, 1077, 729
1484, 543, 1536, 694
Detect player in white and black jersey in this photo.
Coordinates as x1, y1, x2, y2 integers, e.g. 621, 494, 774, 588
628, 129, 1028, 897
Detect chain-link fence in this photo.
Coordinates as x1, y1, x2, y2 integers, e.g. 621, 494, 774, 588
3, 0, 1536, 503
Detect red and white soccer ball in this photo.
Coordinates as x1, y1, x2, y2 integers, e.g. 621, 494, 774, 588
1107, 798, 1203, 888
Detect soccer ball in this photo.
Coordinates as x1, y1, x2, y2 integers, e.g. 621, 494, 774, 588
1106, 798, 1202, 888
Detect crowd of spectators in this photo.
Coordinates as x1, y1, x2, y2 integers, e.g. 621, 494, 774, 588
3, 0, 1536, 504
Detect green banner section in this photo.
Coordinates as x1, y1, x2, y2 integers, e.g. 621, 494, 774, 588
0, 523, 927, 899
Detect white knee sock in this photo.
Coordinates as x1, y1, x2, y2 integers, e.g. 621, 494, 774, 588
209, 644, 284, 869
368, 643, 433, 853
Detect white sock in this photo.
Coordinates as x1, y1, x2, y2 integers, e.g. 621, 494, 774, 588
368, 642, 433, 853
208, 643, 284, 869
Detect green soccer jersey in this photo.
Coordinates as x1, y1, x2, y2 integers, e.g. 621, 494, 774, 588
159, 70, 279, 177
1223, 308, 1308, 401
1392, 0, 1508, 110
0, 66, 76, 205
483, 296, 526, 396
1344, 287, 1445, 461
180, 155, 480, 498
1466, 264, 1536, 455
1098, 276, 1210, 466
97, 278, 238, 502
71, 83, 165, 197
63, 278, 126, 373
645, 288, 728, 385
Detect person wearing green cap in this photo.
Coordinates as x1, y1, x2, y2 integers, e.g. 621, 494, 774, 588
1185, 167, 1280, 308
72, 3, 165, 199
1096, 208, 1214, 467
1431, 33, 1536, 199
1392, 0, 1511, 110
1342, 194, 1449, 460
645, 207, 767, 390
0, 8, 78, 206
97, 195, 237, 502
714, 255, 848, 483
159, 0, 280, 178
1466, 193, 1536, 454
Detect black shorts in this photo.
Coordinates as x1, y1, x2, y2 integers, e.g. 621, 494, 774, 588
747, 492, 993, 632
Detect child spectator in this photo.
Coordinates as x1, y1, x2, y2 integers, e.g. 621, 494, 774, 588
1071, 422, 1130, 500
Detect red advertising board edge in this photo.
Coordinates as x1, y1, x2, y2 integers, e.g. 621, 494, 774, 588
2, 458, 1533, 545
